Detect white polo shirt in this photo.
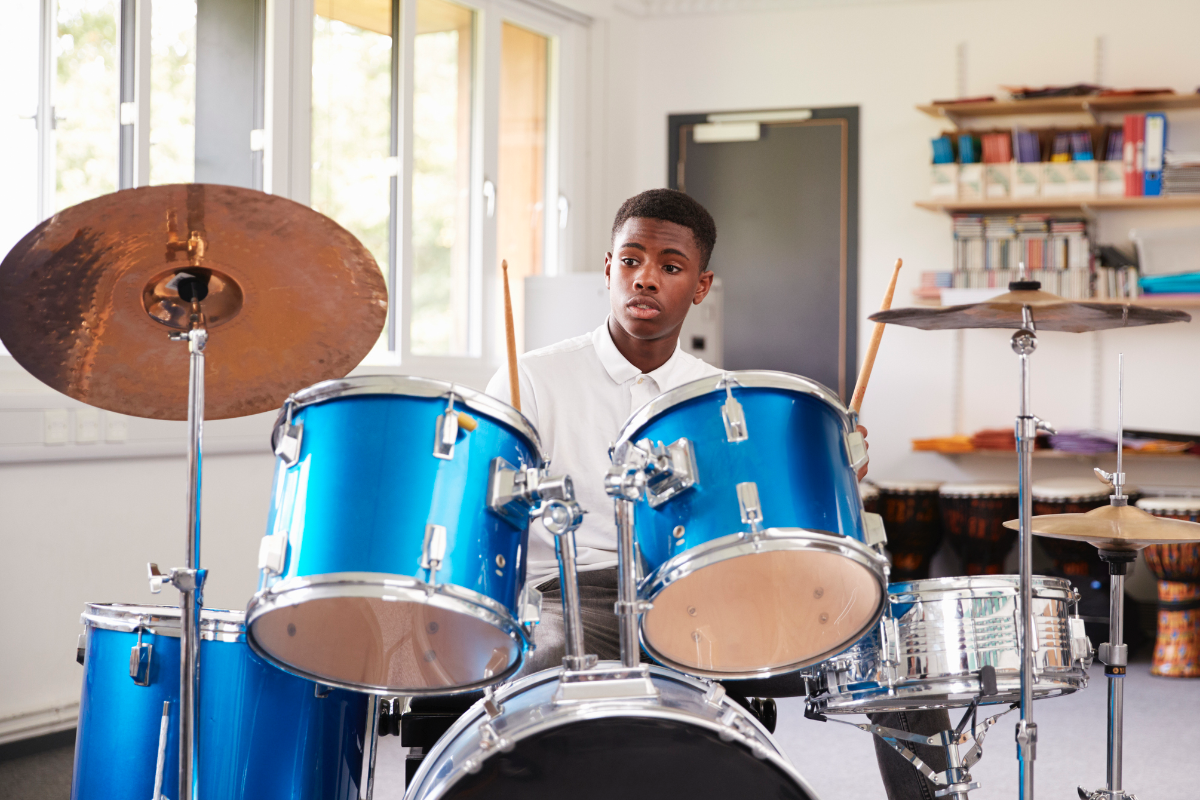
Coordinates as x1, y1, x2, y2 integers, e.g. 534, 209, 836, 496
486, 319, 721, 586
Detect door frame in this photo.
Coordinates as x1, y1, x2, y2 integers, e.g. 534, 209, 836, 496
667, 106, 859, 401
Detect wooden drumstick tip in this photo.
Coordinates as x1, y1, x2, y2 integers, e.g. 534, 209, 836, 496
456, 412, 477, 432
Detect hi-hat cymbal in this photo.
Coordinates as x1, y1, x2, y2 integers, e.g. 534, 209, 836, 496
1002, 503, 1200, 551
871, 285, 1190, 333
0, 184, 387, 420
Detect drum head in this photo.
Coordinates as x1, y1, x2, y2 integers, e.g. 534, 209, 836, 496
642, 547, 884, 677
437, 716, 814, 800
248, 591, 522, 694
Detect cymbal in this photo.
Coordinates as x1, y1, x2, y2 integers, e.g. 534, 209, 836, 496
870, 286, 1190, 333
1002, 503, 1200, 551
0, 184, 387, 420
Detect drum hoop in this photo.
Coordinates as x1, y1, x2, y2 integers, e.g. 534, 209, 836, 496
243, 572, 528, 696
1135, 496, 1200, 515
638, 528, 890, 680
278, 375, 543, 461
887, 574, 1075, 601
814, 670, 1088, 714
80, 603, 244, 642
614, 370, 853, 450
406, 662, 816, 800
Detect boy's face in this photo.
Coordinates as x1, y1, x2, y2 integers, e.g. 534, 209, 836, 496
604, 217, 713, 343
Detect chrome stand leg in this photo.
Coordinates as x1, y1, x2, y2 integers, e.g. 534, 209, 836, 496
613, 498, 640, 669
1080, 553, 1136, 800
1012, 328, 1039, 800
361, 696, 381, 800
554, 529, 589, 669
175, 327, 207, 800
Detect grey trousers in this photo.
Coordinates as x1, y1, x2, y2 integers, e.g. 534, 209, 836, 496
523, 567, 951, 800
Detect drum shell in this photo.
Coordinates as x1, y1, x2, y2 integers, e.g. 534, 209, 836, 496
261, 386, 541, 623
810, 575, 1089, 713
623, 385, 867, 573
1033, 495, 1111, 580
939, 491, 1018, 575
72, 605, 368, 800
406, 664, 818, 800
875, 485, 942, 581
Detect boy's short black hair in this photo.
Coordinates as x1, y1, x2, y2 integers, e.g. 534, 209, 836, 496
610, 189, 717, 271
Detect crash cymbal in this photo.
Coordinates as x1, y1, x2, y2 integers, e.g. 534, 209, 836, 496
0, 184, 387, 420
870, 283, 1190, 333
1002, 503, 1200, 552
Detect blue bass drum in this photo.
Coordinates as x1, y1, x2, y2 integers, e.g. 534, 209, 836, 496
72, 604, 368, 800
245, 376, 544, 695
613, 371, 889, 679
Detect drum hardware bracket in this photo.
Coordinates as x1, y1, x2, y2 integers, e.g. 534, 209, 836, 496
420, 525, 448, 585
482, 686, 504, 718
736, 482, 764, 533
721, 390, 748, 442
553, 664, 659, 703
274, 420, 304, 468
703, 680, 727, 708
76, 633, 86, 666
518, 583, 542, 631
147, 563, 207, 595
130, 624, 154, 686
488, 458, 573, 527
845, 429, 869, 472
862, 512, 888, 547
638, 438, 699, 508
258, 533, 288, 577
314, 683, 332, 698
433, 398, 460, 460
613, 599, 654, 614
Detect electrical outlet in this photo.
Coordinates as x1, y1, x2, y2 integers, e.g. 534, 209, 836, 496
105, 412, 128, 443
76, 407, 100, 443
44, 409, 69, 444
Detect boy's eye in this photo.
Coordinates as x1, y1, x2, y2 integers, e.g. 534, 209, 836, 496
622, 257, 637, 266
663, 264, 681, 274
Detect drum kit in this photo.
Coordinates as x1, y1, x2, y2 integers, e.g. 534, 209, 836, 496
4, 186, 1200, 800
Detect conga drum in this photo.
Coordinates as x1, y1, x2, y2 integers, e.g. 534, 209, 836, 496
872, 481, 943, 581
1033, 478, 1112, 581
1136, 497, 1200, 678
860, 482, 879, 515
938, 483, 1019, 575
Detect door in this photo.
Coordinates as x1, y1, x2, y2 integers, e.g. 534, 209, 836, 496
668, 107, 858, 400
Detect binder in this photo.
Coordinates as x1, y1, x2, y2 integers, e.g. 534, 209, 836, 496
1134, 114, 1145, 197
1123, 115, 1137, 196
1144, 113, 1166, 196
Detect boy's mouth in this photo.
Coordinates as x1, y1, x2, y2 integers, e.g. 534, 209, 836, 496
626, 296, 662, 319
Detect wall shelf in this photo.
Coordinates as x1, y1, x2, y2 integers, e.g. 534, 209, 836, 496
915, 196, 1200, 214
918, 93, 1200, 125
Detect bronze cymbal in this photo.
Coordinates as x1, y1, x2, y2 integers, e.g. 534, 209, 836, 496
871, 287, 1190, 333
1002, 503, 1200, 552
0, 184, 387, 420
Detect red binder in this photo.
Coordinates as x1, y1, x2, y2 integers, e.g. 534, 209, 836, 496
1123, 115, 1137, 196
1133, 114, 1145, 197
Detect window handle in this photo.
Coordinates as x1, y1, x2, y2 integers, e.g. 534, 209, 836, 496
558, 195, 569, 229
483, 179, 496, 218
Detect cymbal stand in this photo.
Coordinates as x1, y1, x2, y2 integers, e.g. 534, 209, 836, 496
1011, 298, 1057, 800
1081, 354, 1137, 800
147, 313, 209, 800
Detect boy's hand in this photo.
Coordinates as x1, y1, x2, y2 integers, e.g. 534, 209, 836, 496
856, 425, 869, 481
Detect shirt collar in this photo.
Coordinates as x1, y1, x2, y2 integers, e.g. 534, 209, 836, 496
592, 317, 685, 387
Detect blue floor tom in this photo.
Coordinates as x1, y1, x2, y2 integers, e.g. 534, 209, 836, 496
72, 603, 369, 800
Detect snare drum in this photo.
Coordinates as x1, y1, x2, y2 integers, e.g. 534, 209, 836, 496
73, 604, 368, 800
873, 480, 944, 581
613, 371, 889, 679
1137, 497, 1200, 678
807, 576, 1092, 714
938, 483, 1019, 575
246, 376, 543, 695
406, 664, 820, 800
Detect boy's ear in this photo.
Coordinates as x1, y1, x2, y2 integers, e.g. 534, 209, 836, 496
604, 252, 613, 288
693, 269, 714, 305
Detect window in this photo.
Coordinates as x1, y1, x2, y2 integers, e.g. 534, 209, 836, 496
0, 1, 42, 262
149, 0, 197, 185
308, 0, 582, 370
496, 21, 548, 353
411, 0, 474, 356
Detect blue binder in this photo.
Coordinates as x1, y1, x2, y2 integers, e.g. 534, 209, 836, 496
1144, 113, 1166, 196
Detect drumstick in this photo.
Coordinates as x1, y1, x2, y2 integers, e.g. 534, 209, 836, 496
850, 258, 903, 415
502, 260, 521, 412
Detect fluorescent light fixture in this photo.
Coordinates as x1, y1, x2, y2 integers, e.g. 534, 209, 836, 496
706, 109, 813, 124
693, 121, 761, 143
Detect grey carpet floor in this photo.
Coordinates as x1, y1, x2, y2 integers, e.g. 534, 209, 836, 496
7, 662, 1196, 799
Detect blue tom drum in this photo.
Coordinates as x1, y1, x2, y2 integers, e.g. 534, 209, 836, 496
73, 603, 368, 800
245, 376, 544, 695
612, 371, 889, 679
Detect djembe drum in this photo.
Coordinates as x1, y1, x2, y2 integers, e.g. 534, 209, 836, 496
872, 481, 943, 581
1136, 497, 1200, 678
860, 482, 879, 515
939, 483, 1018, 575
